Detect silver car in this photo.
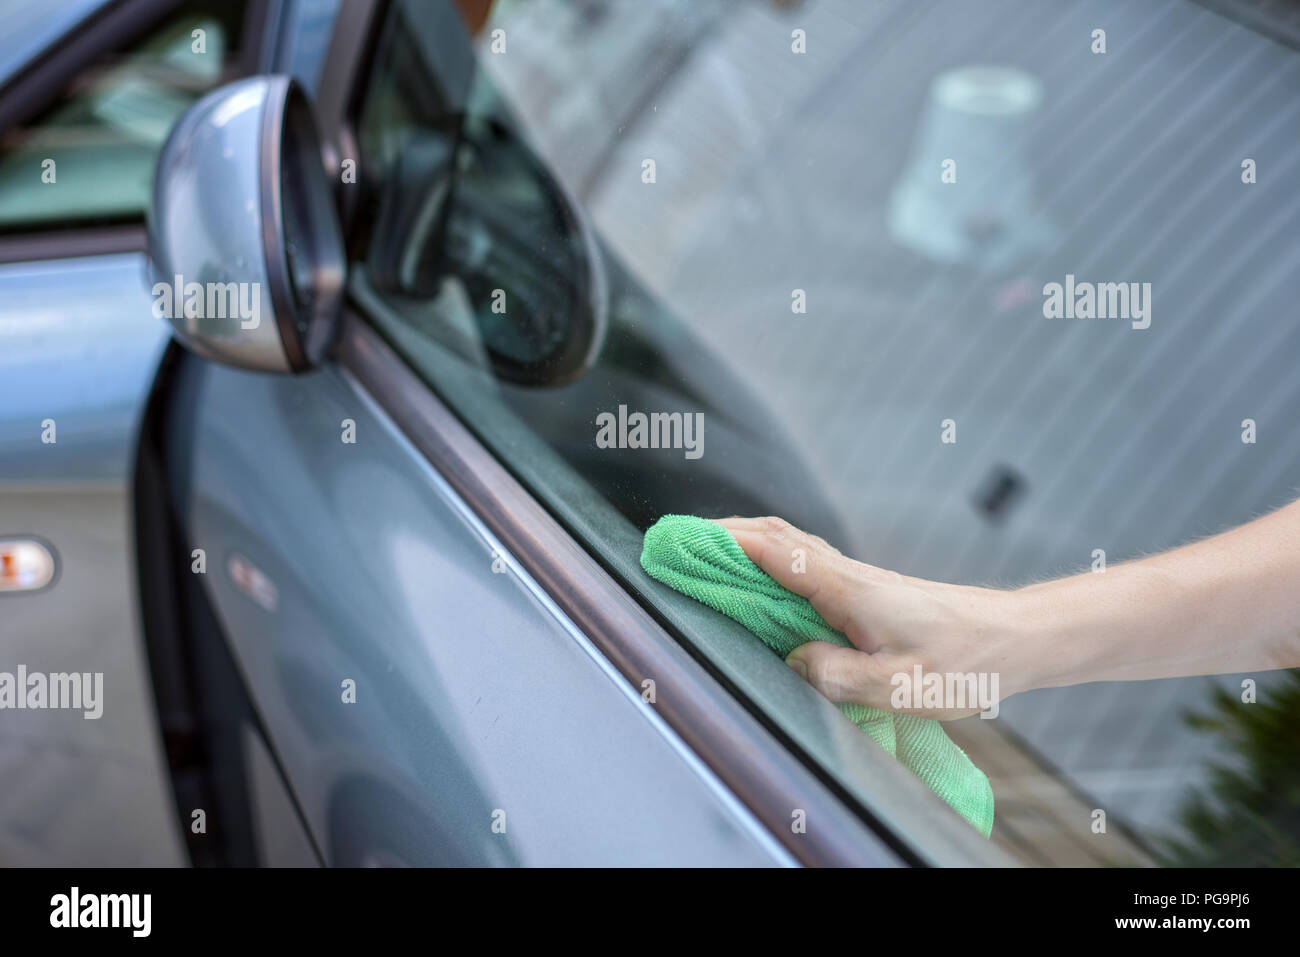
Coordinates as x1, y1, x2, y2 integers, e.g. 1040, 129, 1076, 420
1, 0, 1297, 867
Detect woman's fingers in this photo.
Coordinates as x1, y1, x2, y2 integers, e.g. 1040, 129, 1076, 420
783, 641, 897, 710
713, 517, 1006, 718
714, 516, 865, 637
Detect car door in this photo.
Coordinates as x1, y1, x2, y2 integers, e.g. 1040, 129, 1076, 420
142, 0, 1011, 867
0, 0, 287, 865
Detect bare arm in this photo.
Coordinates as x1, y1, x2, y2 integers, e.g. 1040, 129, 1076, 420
717, 502, 1300, 718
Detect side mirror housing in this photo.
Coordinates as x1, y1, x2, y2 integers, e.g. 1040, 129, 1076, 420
148, 76, 345, 372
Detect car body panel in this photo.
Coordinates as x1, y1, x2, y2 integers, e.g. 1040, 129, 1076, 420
0, 0, 292, 866
166, 352, 792, 865
0, 253, 183, 864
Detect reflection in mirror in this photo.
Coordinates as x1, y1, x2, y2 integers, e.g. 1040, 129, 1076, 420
358, 5, 604, 387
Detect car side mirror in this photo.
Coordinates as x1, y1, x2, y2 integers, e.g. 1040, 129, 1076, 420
148, 76, 345, 373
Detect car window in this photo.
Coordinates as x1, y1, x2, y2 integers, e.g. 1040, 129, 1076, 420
348, 0, 1300, 865
0, 0, 249, 230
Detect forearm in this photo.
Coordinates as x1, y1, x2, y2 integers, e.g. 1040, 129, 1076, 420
1008, 500, 1300, 692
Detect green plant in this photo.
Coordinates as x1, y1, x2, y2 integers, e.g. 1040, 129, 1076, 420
1158, 669, 1300, 867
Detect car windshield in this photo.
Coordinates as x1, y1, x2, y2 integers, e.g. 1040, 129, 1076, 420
354, 0, 1300, 865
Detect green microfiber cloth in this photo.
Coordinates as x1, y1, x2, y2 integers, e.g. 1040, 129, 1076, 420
640, 514, 994, 837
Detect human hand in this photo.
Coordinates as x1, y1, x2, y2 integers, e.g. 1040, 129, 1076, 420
715, 517, 1024, 719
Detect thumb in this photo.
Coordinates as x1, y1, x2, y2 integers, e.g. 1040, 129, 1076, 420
784, 641, 896, 711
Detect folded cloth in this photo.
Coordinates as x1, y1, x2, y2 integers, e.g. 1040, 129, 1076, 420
640, 514, 994, 837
